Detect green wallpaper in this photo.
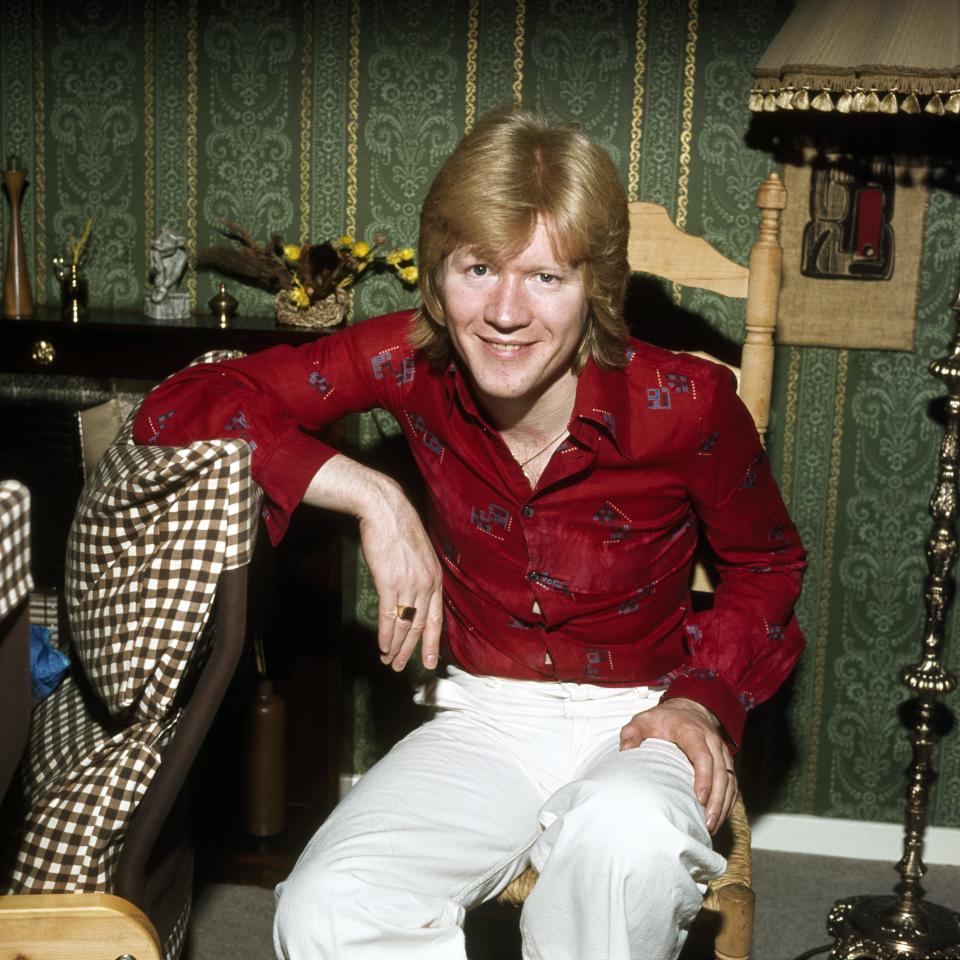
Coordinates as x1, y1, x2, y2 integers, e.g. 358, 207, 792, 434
3, 0, 960, 826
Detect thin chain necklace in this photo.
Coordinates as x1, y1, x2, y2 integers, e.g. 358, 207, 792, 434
514, 428, 568, 480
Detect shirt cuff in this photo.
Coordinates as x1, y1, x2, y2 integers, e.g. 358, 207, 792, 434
255, 430, 336, 544
662, 673, 747, 749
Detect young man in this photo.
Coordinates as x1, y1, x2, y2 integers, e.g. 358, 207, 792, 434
134, 106, 805, 960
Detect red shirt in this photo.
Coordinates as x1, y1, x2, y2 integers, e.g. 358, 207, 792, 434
133, 310, 805, 744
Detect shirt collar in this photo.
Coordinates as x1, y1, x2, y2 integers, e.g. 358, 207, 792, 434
569, 355, 630, 455
442, 353, 631, 452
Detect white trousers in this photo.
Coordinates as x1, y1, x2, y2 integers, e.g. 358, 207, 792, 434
274, 668, 726, 960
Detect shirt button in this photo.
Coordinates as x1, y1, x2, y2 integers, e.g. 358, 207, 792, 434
527, 571, 539, 582
522, 505, 534, 518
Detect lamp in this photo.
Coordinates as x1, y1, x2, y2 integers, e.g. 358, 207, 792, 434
749, 0, 960, 116
748, 3, 960, 957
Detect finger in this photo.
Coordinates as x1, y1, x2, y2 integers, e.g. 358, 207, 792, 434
686, 738, 715, 809
419, 588, 444, 670
719, 752, 738, 828
377, 595, 401, 657
391, 601, 426, 671
384, 600, 419, 666
704, 741, 733, 833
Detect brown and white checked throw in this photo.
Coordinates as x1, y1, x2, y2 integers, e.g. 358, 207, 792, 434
0, 480, 34, 619
6, 353, 261, 960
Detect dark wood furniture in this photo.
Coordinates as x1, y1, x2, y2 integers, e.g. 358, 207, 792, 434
0, 305, 343, 887
2, 304, 320, 379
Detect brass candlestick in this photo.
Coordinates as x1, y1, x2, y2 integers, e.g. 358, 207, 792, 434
1, 156, 33, 319
828, 289, 960, 959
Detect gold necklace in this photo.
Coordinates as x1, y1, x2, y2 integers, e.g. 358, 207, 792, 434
514, 429, 569, 473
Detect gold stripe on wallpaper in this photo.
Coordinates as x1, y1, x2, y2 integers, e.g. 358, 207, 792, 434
464, 0, 479, 134
672, 0, 697, 304
804, 348, 848, 813
346, 0, 361, 241
185, 0, 199, 307
675, 0, 697, 232
144, 0, 155, 261
627, 0, 648, 204
32, 1, 46, 305
780, 346, 802, 511
512, 0, 525, 105
298, 0, 313, 245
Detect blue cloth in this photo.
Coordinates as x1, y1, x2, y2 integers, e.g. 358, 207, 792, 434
29, 625, 70, 700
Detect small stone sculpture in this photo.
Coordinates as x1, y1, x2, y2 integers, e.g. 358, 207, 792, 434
144, 228, 190, 320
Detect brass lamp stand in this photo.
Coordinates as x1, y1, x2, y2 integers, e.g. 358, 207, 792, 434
828, 290, 960, 959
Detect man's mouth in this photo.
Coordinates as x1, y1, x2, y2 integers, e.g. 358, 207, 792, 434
481, 339, 530, 355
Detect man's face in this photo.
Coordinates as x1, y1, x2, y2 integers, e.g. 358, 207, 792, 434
441, 218, 589, 422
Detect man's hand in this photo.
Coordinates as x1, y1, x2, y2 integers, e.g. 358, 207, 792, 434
619, 697, 736, 834
358, 497, 443, 672
304, 455, 443, 672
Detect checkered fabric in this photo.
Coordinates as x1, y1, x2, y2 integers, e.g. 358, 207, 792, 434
5, 353, 260, 960
0, 480, 33, 620
65, 416, 260, 720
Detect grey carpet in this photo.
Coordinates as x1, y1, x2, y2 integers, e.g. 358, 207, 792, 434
182, 850, 960, 960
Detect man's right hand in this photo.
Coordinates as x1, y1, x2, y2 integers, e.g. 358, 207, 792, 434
304, 455, 443, 672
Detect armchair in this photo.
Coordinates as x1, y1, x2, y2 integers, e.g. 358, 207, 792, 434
1, 353, 261, 960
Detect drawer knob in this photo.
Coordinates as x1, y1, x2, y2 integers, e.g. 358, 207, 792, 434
31, 339, 55, 365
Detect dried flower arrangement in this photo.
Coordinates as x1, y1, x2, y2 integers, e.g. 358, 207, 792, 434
196, 222, 418, 328
52, 218, 93, 281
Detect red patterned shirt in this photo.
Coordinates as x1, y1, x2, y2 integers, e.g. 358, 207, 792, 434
133, 309, 805, 744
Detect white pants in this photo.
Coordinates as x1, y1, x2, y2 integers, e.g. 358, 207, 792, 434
274, 668, 726, 960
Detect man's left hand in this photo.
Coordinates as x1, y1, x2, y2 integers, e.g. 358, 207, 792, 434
619, 698, 735, 834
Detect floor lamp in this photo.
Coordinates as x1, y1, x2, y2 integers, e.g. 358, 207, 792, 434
826, 288, 960, 958
749, 2, 960, 954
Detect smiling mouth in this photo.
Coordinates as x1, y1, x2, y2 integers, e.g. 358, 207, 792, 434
481, 339, 531, 355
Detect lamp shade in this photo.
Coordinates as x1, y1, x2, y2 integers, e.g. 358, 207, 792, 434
749, 0, 960, 116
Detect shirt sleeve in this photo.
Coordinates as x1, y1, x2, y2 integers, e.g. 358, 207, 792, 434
660, 364, 807, 748
132, 311, 413, 544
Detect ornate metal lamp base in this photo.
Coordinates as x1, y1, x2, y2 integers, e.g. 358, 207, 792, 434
829, 895, 960, 959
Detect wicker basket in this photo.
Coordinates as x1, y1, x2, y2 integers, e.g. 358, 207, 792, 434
275, 288, 349, 329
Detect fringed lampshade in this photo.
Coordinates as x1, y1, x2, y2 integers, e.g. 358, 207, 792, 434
749, 0, 960, 116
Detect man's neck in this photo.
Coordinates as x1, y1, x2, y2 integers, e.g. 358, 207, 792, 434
482, 371, 579, 443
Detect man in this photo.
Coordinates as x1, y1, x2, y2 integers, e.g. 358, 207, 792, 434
134, 106, 805, 960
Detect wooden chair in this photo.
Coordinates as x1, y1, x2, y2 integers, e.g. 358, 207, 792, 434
497, 173, 788, 960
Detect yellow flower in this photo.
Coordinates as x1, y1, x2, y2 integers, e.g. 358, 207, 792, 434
289, 278, 311, 307
399, 247, 415, 261
337, 235, 353, 248
283, 243, 302, 264
399, 265, 419, 284
385, 249, 404, 266
351, 240, 370, 259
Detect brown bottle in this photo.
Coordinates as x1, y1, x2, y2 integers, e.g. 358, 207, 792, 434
242, 675, 286, 837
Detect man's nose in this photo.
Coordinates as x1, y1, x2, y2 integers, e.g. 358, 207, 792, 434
483, 276, 529, 329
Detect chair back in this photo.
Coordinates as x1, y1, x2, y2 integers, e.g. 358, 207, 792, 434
627, 173, 787, 443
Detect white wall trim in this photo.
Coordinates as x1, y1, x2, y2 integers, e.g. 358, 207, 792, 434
751, 813, 960, 866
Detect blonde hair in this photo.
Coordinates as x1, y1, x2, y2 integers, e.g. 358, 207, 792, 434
411, 105, 630, 371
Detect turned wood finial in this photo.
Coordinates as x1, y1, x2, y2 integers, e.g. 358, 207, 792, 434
741, 172, 788, 445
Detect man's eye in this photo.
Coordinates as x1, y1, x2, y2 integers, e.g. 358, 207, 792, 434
538, 272, 558, 284
469, 264, 488, 277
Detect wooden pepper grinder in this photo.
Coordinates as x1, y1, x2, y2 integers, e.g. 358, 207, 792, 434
2, 156, 33, 319
242, 635, 286, 837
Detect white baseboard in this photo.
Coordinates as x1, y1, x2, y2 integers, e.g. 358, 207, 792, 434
341, 775, 960, 866
751, 813, 960, 866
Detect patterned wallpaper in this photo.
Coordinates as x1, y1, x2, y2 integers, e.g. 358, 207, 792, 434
3, 0, 960, 826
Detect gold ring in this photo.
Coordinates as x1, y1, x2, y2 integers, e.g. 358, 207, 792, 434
395, 604, 416, 622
